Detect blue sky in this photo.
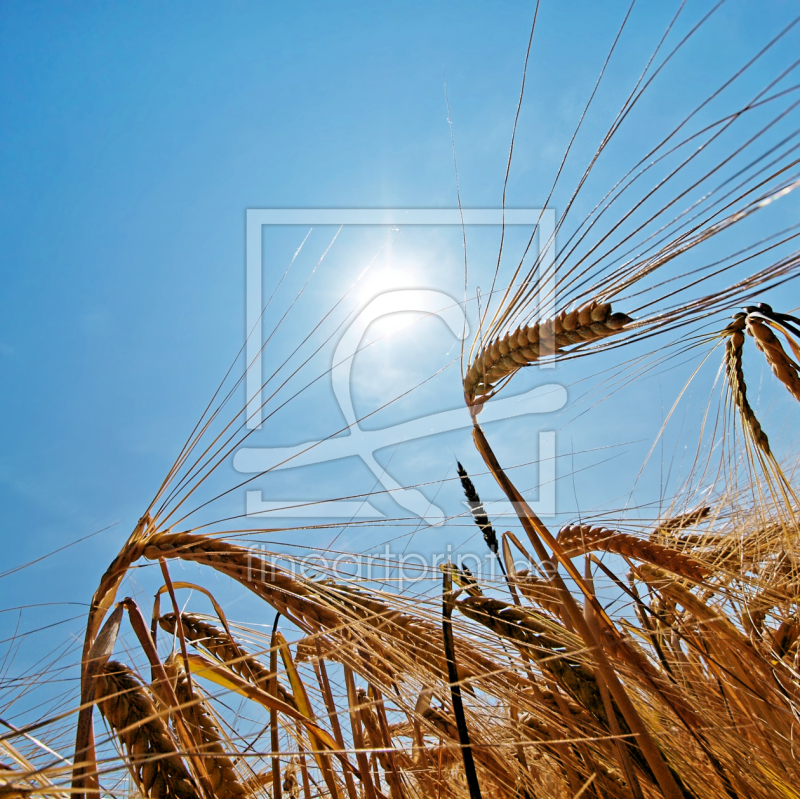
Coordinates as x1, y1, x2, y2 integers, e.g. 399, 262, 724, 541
1, 1, 800, 681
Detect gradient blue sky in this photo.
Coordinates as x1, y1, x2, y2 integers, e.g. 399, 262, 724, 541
1, 2, 799, 667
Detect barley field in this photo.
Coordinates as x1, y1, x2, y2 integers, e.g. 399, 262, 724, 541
2, 4, 800, 799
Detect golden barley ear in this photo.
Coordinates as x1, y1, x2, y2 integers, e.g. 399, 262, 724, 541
456, 461, 502, 568
747, 314, 800, 403
142, 532, 341, 630
158, 612, 298, 710
455, 595, 612, 725
511, 569, 563, 616
95, 661, 200, 799
464, 301, 632, 407
771, 616, 800, 661
556, 524, 710, 583
724, 314, 771, 455
167, 657, 247, 799
651, 507, 711, 542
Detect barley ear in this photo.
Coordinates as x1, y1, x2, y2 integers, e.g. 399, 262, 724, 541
456, 462, 502, 566
556, 525, 710, 583
95, 661, 200, 799
464, 302, 632, 406
747, 315, 800, 403
168, 658, 246, 799
724, 314, 771, 455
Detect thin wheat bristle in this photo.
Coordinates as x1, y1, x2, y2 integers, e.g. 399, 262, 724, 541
464, 301, 632, 405
95, 661, 199, 799
556, 525, 710, 582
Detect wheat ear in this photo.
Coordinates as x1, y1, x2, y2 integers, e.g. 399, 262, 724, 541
95, 661, 199, 799
654, 507, 711, 537
168, 659, 246, 799
142, 533, 341, 630
456, 462, 500, 561
747, 315, 800, 403
724, 315, 771, 455
511, 570, 564, 616
557, 525, 709, 582
464, 301, 631, 406
455, 595, 611, 729
158, 613, 297, 710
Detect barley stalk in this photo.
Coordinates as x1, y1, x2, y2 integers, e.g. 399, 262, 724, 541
441, 570, 482, 799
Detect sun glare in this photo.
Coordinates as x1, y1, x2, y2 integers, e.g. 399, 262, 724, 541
354, 248, 429, 338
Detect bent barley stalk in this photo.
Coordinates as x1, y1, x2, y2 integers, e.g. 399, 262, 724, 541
441, 570, 482, 799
